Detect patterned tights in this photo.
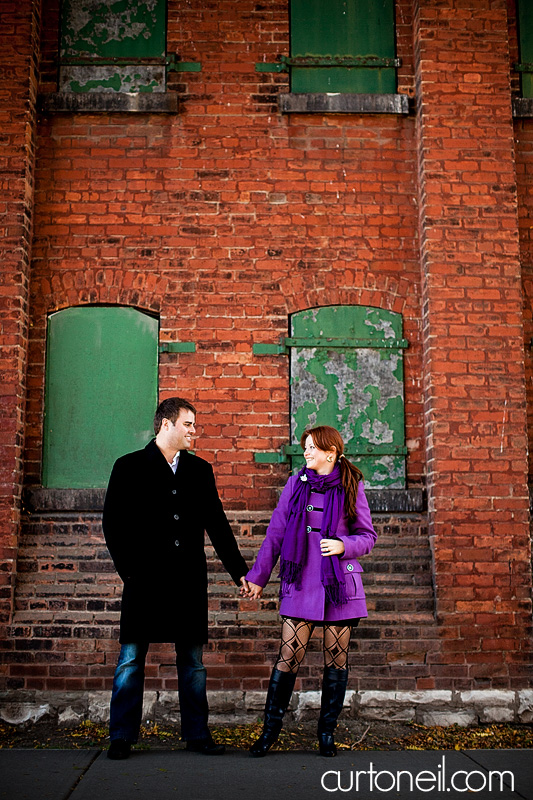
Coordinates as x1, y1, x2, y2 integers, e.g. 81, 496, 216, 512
274, 617, 353, 673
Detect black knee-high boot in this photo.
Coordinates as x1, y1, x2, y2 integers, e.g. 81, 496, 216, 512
317, 666, 349, 757
250, 668, 297, 757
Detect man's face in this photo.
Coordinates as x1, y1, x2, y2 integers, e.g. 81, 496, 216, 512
164, 409, 196, 452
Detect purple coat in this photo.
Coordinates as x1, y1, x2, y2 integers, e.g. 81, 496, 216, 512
246, 476, 377, 622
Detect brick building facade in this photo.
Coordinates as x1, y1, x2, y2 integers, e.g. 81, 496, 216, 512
1, 0, 532, 726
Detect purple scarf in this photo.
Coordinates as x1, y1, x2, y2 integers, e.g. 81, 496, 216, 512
279, 464, 347, 607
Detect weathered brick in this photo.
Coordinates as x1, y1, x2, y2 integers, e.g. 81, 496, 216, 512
0, 0, 531, 702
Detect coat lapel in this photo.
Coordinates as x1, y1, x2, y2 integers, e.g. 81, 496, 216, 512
174, 448, 192, 486
144, 439, 176, 488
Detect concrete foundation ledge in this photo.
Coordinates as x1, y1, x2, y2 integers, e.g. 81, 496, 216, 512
278, 92, 410, 115
38, 92, 179, 114
513, 97, 533, 118
1, 689, 531, 727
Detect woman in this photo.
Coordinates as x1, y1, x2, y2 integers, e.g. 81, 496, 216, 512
245, 425, 377, 757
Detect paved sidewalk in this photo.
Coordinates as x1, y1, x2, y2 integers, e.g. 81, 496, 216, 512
1, 748, 532, 800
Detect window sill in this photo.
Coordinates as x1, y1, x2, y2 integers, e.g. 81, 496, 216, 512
38, 92, 179, 114
24, 487, 106, 513
365, 489, 425, 513
279, 93, 410, 115
513, 98, 533, 118
23, 487, 425, 514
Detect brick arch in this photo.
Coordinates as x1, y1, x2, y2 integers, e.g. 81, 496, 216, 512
35, 272, 169, 317
281, 272, 417, 319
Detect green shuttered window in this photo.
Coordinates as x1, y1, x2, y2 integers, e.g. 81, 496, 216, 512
59, 0, 168, 93
290, 0, 396, 94
289, 306, 406, 488
517, 0, 533, 98
43, 306, 158, 488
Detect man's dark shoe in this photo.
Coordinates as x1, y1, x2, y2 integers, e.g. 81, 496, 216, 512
186, 735, 225, 755
107, 739, 131, 760
318, 732, 337, 757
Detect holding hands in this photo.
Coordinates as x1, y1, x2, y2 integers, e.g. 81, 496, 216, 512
239, 577, 263, 599
239, 538, 344, 602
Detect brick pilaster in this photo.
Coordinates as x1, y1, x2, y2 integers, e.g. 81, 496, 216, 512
0, 1, 39, 639
414, 0, 532, 686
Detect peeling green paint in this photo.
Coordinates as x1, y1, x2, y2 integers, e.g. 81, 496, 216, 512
292, 305, 403, 341
290, 307, 406, 489
69, 74, 122, 92
364, 308, 397, 339
60, 0, 166, 93
61, 0, 165, 58
62, 65, 163, 93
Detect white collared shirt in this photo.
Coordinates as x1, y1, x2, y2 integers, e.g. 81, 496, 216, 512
169, 451, 180, 474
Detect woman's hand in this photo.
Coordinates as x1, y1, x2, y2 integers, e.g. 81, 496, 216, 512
320, 538, 345, 557
246, 581, 263, 600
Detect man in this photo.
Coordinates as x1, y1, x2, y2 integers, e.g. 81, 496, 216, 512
103, 397, 249, 759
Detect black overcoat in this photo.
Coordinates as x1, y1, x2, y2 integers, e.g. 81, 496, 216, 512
103, 439, 248, 644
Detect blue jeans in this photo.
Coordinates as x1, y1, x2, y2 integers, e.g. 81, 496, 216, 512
109, 642, 209, 743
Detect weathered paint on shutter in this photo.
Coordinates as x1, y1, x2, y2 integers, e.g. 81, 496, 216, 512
290, 306, 405, 488
290, 0, 396, 94
517, 0, 533, 98
43, 306, 158, 488
60, 0, 167, 93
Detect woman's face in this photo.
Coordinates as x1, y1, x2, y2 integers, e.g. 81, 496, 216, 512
303, 435, 335, 475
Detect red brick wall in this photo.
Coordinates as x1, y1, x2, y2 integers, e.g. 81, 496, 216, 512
0, 0, 39, 671
503, 0, 533, 489
0, 0, 531, 697
12, 0, 428, 693
517, 116, 533, 494
27, 0, 423, 506
518, 118, 533, 482
514, 0, 533, 483
414, 0, 532, 687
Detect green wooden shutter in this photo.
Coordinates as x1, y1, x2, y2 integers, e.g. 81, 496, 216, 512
289, 306, 406, 488
59, 0, 167, 93
517, 0, 533, 99
290, 0, 396, 94
43, 306, 158, 488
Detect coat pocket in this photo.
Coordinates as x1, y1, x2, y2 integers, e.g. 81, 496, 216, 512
341, 560, 364, 601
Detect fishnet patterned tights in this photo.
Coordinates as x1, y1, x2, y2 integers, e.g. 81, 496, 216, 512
274, 617, 352, 673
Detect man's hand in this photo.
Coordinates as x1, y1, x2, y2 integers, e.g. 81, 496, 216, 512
239, 576, 250, 596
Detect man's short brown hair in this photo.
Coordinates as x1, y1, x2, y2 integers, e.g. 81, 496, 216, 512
154, 397, 197, 435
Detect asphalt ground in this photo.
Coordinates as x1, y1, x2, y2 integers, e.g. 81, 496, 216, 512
1, 747, 532, 800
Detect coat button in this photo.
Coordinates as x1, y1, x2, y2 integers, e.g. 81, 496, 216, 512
174, 540, 180, 547
172, 489, 177, 495
306, 505, 313, 512
346, 564, 354, 572
306, 526, 312, 533
174, 514, 179, 521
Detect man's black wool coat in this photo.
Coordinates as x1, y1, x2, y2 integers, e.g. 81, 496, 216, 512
103, 439, 248, 644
